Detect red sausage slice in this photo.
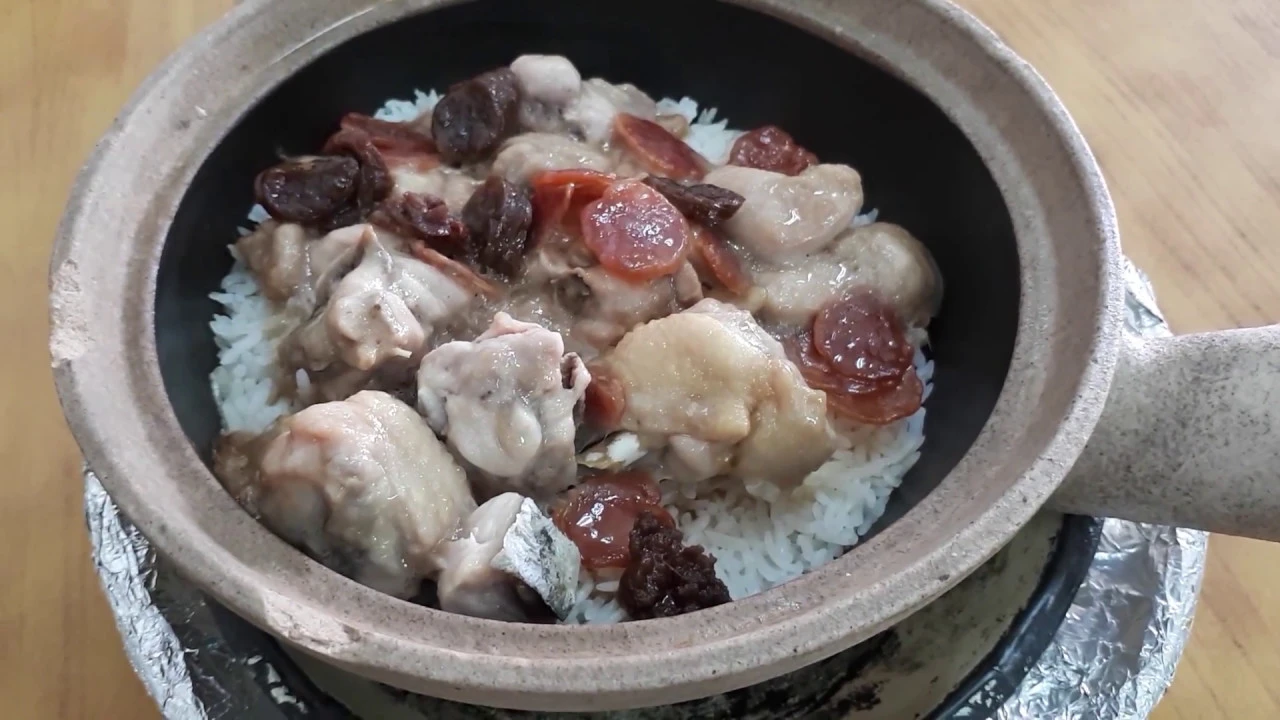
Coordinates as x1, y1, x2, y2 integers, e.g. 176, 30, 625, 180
339, 113, 437, 154
613, 113, 709, 181
531, 168, 615, 197
783, 330, 878, 395
692, 225, 751, 296
783, 328, 922, 426
530, 169, 615, 239
728, 126, 818, 176
381, 149, 442, 175
826, 367, 924, 425
405, 239, 501, 299
582, 363, 627, 431
812, 289, 914, 384
552, 472, 675, 571
580, 180, 693, 283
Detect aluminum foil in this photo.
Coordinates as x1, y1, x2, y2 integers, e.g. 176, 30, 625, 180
84, 257, 1207, 719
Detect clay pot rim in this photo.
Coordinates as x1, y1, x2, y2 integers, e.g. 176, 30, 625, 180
49, 0, 1121, 707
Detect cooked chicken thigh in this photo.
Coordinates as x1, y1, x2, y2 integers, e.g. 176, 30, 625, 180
564, 78, 659, 146
510, 54, 583, 133
387, 162, 482, 214
570, 266, 688, 351
599, 299, 836, 487
507, 54, 658, 146
282, 226, 479, 401
433, 492, 581, 622
756, 222, 942, 327
702, 164, 863, 261
492, 132, 613, 183
236, 221, 366, 309
417, 313, 591, 501
213, 391, 476, 599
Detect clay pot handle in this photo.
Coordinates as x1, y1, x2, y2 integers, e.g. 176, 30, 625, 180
1050, 325, 1280, 539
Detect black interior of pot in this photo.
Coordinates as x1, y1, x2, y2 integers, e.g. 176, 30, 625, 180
155, 0, 1019, 541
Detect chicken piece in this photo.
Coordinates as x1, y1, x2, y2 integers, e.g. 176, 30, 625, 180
212, 391, 476, 599
236, 222, 368, 308
564, 79, 659, 146
435, 239, 597, 359
491, 133, 613, 184
521, 233, 596, 285
510, 54, 583, 133
417, 313, 591, 501
599, 299, 836, 488
701, 164, 863, 262
283, 225, 479, 401
433, 492, 581, 622
388, 162, 481, 215
757, 222, 942, 327
828, 222, 942, 327
570, 266, 686, 350
236, 221, 311, 302
482, 284, 574, 331
664, 435, 736, 482
517, 240, 694, 353
511, 55, 582, 108
672, 261, 704, 305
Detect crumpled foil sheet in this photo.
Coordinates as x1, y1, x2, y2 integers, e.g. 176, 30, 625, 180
84, 257, 1207, 719
87, 485, 204, 719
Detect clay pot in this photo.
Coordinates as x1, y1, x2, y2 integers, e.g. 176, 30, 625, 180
47, 0, 1280, 712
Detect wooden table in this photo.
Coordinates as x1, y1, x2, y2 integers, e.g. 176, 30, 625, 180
4, 0, 1278, 717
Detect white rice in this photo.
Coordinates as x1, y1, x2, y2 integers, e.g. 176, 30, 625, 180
209, 249, 294, 434
656, 97, 738, 164
209, 89, 930, 624
374, 89, 441, 123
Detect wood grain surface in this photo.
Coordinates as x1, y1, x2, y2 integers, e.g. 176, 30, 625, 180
4, 0, 1278, 717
